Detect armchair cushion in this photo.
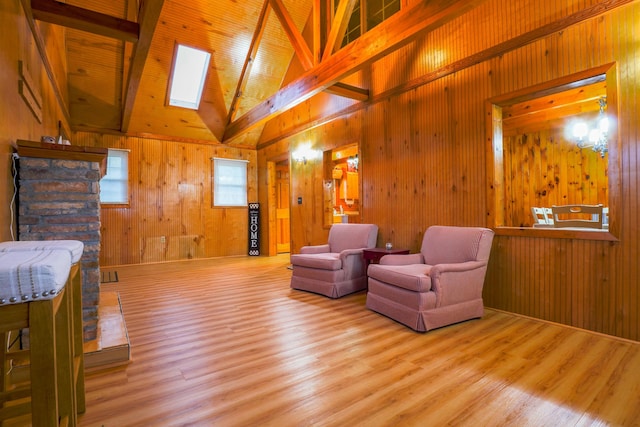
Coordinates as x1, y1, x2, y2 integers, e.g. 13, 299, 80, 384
367, 264, 432, 292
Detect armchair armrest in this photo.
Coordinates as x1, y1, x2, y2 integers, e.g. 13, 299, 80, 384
380, 253, 424, 265
300, 244, 330, 254
339, 248, 365, 258
429, 260, 485, 276
429, 260, 488, 306
339, 248, 367, 278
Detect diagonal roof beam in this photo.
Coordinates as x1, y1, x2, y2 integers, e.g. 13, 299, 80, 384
226, 0, 271, 125
30, 0, 139, 42
324, 82, 369, 101
271, 0, 367, 99
269, 0, 314, 70
120, 0, 165, 132
322, 0, 358, 63
223, 0, 485, 142
312, 0, 322, 65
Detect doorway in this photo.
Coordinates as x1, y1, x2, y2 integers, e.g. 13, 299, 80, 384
275, 160, 290, 253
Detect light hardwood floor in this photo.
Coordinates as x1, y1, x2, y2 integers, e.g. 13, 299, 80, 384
77, 255, 640, 426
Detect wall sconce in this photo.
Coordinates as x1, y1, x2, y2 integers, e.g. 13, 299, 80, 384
292, 144, 319, 165
572, 97, 609, 158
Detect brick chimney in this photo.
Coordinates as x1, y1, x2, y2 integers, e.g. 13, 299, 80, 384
16, 140, 107, 341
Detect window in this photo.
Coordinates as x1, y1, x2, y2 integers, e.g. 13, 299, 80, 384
341, 0, 361, 47
100, 149, 129, 205
168, 44, 211, 110
366, 0, 400, 30
213, 158, 248, 207
336, 0, 400, 47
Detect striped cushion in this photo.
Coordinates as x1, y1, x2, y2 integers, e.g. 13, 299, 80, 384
0, 250, 72, 305
0, 240, 84, 264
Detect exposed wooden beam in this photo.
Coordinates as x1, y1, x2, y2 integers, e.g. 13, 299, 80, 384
224, 0, 484, 142
120, 0, 164, 132
324, 82, 369, 101
312, 0, 322, 65
321, 0, 358, 62
269, 0, 313, 70
226, 0, 271, 125
121, 0, 139, 112
30, 0, 139, 42
19, 0, 71, 126
256, 0, 635, 150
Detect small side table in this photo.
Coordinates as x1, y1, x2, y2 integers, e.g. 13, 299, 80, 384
363, 247, 410, 265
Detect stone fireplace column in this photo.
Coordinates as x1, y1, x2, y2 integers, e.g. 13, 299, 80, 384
16, 140, 108, 341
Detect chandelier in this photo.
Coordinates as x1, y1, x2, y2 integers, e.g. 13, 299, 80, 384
572, 97, 609, 158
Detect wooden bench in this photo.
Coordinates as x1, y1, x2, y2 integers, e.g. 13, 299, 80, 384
0, 243, 85, 426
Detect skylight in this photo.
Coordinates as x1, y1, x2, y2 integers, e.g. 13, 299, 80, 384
168, 44, 211, 110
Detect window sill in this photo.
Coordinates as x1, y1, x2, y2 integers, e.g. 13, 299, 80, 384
101, 203, 130, 209
494, 226, 618, 241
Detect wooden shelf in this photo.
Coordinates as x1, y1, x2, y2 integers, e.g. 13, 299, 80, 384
16, 139, 108, 177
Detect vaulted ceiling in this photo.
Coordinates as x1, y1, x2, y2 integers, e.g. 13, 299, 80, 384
22, 0, 484, 148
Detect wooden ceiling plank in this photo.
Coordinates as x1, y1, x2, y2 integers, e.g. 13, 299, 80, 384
321, 0, 358, 63
502, 81, 607, 121
324, 81, 369, 101
120, 0, 165, 132
226, 0, 271, 125
224, 0, 485, 142
269, 0, 313, 70
30, 0, 139, 42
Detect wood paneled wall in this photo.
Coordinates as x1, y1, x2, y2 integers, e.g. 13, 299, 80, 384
504, 129, 608, 227
257, 1, 640, 341
76, 132, 258, 266
0, 0, 70, 242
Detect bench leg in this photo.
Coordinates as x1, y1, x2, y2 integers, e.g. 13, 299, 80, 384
29, 298, 60, 426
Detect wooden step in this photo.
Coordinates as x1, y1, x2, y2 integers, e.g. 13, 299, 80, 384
83, 291, 130, 371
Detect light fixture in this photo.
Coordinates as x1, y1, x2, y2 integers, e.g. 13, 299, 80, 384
572, 97, 609, 158
292, 143, 318, 165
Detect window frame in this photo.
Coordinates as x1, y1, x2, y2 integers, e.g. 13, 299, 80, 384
212, 157, 249, 208
167, 43, 211, 110
100, 148, 130, 208
485, 63, 620, 241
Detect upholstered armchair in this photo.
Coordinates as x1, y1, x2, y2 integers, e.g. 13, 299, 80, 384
290, 223, 379, 298
366, 225, 494, 332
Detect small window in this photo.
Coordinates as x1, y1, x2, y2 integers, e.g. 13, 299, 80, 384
213, 158, 248, 207
100, 149, 129, 205
367, 0, 400, 31
168, 44, 211, 110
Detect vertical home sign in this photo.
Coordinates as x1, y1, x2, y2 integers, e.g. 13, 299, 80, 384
248, 203, 260, 256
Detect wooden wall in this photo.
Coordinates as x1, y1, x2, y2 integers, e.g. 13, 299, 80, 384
0, 0, 70, 242
76, 132, 258, 266
257, 1, 640, 341
504, 129, 608, 227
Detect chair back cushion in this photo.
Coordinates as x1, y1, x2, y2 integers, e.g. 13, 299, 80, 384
420, 226, 494, 265
328, 223, 378, 253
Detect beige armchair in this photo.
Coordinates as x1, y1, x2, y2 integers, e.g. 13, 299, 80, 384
366, 225, 494, 332
290, 223, 378, 298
